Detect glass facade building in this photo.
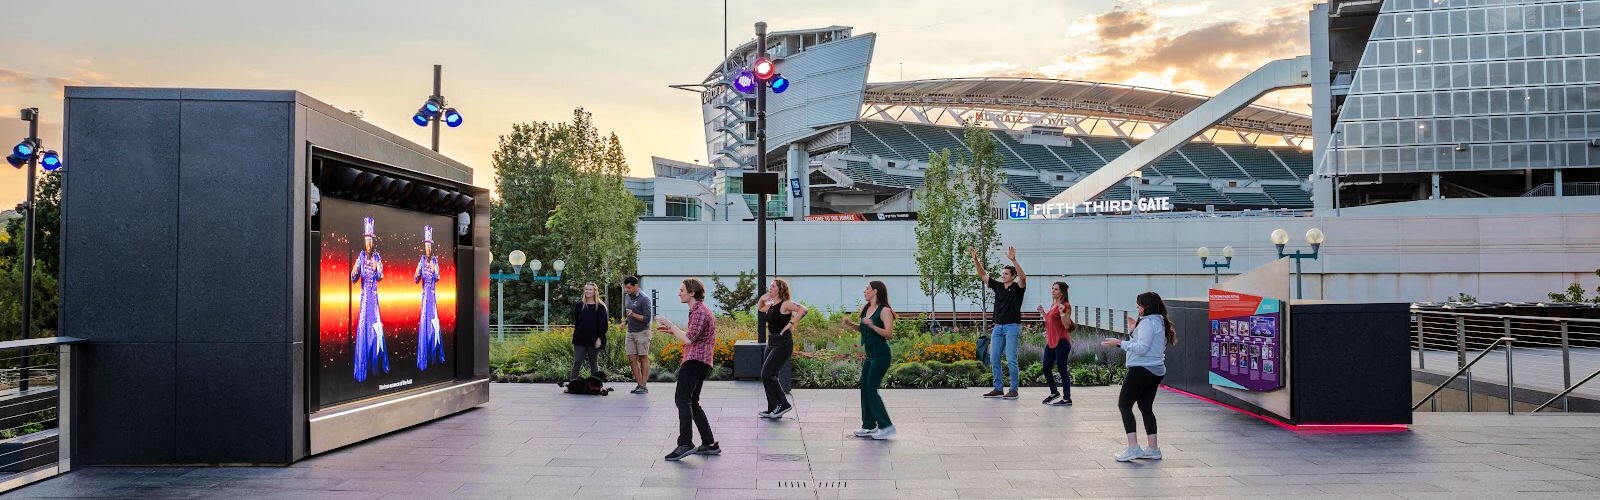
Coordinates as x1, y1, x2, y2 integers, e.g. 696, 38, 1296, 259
1336, 0, 1600, 175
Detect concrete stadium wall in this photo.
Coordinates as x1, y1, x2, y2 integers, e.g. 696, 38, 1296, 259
637, 207, 1600, 320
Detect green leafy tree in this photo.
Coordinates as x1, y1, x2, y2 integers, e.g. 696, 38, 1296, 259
0, 171, 62, 340
914, 149, 961, 319
491, 108, 640, 324
710, 270, 758, 317
956, 123, 1006, 327
1548, 269, 1600, 304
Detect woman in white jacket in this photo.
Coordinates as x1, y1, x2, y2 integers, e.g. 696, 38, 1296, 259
1102, 291, 1176, 462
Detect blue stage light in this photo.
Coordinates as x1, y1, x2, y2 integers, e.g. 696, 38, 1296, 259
12, 140, 35, 159
413, 111, 430, 127
4, 154, 24, 168
732, 71, 757, 94
40, 151, 61, 171
423, 98, 443, 116
770, 74, 790, 94
443, 108, 463, 127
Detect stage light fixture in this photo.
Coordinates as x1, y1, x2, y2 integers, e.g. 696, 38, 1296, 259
40, 151, 61, 171
412, 111, 430, 127
770, 74, 790, 94
388, 179, 412, 200
350, 171, 377, 193
443, 108, 462, 128
752, 57, 775, 80
732, 71, 757, 94
5, 153, 25, 168
12, 139, 36, 159
423, 98, 443, 116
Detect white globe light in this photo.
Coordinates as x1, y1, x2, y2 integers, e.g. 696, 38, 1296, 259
508, 250, 527, 267
1270, 228, 1290, 245
1222, 246, 1236, 258
1306, 228, 1326, 245
529, 259, 542, 272
1196, 246, 1211, 259
553, 259, 566, 272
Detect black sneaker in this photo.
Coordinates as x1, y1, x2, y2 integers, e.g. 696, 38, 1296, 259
1051, 397, 1073, 406
768, 404, 793, 419
1042, 393, 1059, 405
664, 445, 696, 461
982, 389, 1004, 398
695, 442, 722, 455
1002, 390, 1019, 400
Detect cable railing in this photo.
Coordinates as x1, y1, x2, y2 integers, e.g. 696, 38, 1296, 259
0, 337, 82, 494
1411, 305, 1600, 413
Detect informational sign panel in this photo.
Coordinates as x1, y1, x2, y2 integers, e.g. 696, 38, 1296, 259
804, 212, 917, 222
1208, 289, 1282, 392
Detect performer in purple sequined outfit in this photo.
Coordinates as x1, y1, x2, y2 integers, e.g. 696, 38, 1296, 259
414, 225, 445, 370
351, 217, 389, 382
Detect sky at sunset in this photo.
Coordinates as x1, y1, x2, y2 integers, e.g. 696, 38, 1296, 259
0, 0, 1315, 208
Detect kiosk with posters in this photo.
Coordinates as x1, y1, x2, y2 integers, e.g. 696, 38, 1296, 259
1166, 259, 1412, 428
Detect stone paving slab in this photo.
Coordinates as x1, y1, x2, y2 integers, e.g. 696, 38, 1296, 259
12, 382, 1600, 499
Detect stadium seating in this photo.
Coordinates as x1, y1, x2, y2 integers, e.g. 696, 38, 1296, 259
843, 121, 1314, 208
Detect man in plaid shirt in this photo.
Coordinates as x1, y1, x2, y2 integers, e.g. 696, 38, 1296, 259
654, 278, 719, 461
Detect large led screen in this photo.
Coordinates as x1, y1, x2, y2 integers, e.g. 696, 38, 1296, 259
318, 197, 458, 406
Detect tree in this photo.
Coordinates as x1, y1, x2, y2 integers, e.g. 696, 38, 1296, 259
955, 123, 1005, 330
710, 270, 758, 318
1548, 269, 1600, 304
491, 108, 640, 324
914, 149, 960, 322
0, 171, 62, 340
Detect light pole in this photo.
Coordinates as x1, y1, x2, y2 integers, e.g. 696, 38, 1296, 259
410, 64, 464, 152
529, 258, 566, 331
1197, 246, 1235, 284
1272, 228, 1325, 300
489, 250, 527, 341
730, 21, 793, 344
7, 108, 61, 392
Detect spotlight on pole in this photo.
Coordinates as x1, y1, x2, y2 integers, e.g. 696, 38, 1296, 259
413, 111, 430, 127
443, 108, 463, 128
732, 70, 757, 94
39, 150, 61, 171
6, 139, 37, 168
770, 74, 790, 94
752, 57, 776, 81
423, 98, 443, 116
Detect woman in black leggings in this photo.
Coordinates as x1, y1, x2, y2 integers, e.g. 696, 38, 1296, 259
1102, 291, 1175, 462
757, 278, 807, 419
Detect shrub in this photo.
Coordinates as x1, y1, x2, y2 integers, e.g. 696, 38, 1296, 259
886, 362, 932, 388
901, 341, 978, 364
1071, 364, 1127, 386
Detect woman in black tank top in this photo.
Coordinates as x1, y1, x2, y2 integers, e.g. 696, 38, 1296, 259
757, 279, 808, 419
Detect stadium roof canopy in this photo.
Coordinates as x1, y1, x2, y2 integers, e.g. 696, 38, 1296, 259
863, 78, 1311, 136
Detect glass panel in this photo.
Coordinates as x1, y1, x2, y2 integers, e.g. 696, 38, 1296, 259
1469, 8, 1488, 33
1567, 2, 1586, 28
1509, 115, 1527, 141
1509, 60, 1528, 85
1436, 92, 1454, 116
1398, 41, 1415, 65
1529, 60, 1546, 84
1587, 2, 1600, 27
1378, 41, 1394, 65
1375, 14, 1395, 38
1530, 114, 1548, 140
1548, 60, 1566, 85
1508, 5, 1526, 31
1487, 6, 1507, 32
1470, 63, 1489, 87
1567, 31, 1585, 56
1417, 92, 1435, 116
1454, 91, 1472, 115
1546, 5, 1565, 29
1488, 35, 1506, 60
1470, 35, 1489, 60
1526, 5, 1544, 31
1381, 121, 1399, 146
1507, 31, 1527, 58
1398, 13, 1415, 37
1587, 85, 1600, 110
1471, 117, 1492, 141
1528, 87, 1548, 112
1437, 119, 1455, 143
1488, 62, 1508, 86
1587, 59, 1600, 84
1570, 60, 1586, 83
1528, 32, 1545, 57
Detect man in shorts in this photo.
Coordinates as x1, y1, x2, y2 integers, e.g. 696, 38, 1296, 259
622, 276, 654, 394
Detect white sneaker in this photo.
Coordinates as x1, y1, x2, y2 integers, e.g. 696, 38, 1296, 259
869, 426, 897, 440
1114, 446, 1143, 462
1139, 447, 1163, 460
852, 428, 875, 437
757, 410, 773, 419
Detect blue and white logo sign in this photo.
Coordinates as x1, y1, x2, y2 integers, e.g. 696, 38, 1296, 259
1007, 200, 1030, 220
789, 178, 801, 197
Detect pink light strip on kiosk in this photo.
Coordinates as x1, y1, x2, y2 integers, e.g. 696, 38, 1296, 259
1160, 385, 1409, 433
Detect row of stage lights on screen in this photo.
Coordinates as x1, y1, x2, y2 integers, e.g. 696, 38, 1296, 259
7, 139, 61, 171
730, 57, 790, 95
412, 98, 462, 128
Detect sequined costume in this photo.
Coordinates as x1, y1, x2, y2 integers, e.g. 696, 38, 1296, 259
414, 225, 445, 370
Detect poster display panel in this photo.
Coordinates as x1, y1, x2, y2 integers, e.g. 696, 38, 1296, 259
1208, 289, 1282, 392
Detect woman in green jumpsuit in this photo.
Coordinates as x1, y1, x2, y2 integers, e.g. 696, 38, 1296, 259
843, 280, 896, 440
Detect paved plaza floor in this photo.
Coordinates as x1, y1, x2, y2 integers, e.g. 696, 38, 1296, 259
14, 382, 1600, 499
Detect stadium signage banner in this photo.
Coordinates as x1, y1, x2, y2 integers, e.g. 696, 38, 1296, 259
805, 212, 917, 222
1019, 196, 1174, 218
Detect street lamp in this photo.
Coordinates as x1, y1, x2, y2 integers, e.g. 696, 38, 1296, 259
1197, 245, 1235, 284
529, 258, 566, 331
489, 250, 528, 341
1272, 228, 1325, 300
7, 108, 57, 392
734, 21, 799, 344
410, 64, 463, 152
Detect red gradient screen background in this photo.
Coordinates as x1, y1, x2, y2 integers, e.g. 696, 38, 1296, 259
318, 197, 458, 406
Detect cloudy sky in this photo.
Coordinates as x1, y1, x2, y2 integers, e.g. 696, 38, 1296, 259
0, 0, 1314, 208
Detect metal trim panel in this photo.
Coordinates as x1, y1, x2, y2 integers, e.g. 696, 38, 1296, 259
307, 379, 488, 455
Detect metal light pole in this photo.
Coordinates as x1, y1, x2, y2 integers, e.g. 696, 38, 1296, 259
530, 258, 566, 331
1272, 228, 1325, 300
755, 21, 769, 344
430, 65, 442, 152
18, 108, 39, 342
1197, 246, 1235, 284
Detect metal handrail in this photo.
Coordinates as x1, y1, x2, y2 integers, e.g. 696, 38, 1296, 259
1414, 336, 1516, 413
1412, 310, 1600, 325
1531, 368, 1600, 414
0, 337, 83, 494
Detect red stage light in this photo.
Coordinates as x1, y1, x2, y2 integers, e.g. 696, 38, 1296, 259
753, 57, 776, 81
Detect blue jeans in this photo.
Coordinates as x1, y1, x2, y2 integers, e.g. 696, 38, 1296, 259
989, 323, 1021, 391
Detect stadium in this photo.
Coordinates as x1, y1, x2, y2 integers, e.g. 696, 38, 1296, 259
633, 2, 1600, 318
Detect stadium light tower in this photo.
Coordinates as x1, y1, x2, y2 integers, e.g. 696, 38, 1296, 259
410, 65, 463, 152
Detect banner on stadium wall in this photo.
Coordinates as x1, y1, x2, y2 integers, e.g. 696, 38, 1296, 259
804, 212, 917, 222
1208, 289, 1283, 392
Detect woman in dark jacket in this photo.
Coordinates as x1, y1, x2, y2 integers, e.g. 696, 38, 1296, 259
571, 282, 609, 380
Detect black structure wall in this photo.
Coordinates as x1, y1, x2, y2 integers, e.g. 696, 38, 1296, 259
61, 88, 487, 465
1166, 299, 1411, 425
